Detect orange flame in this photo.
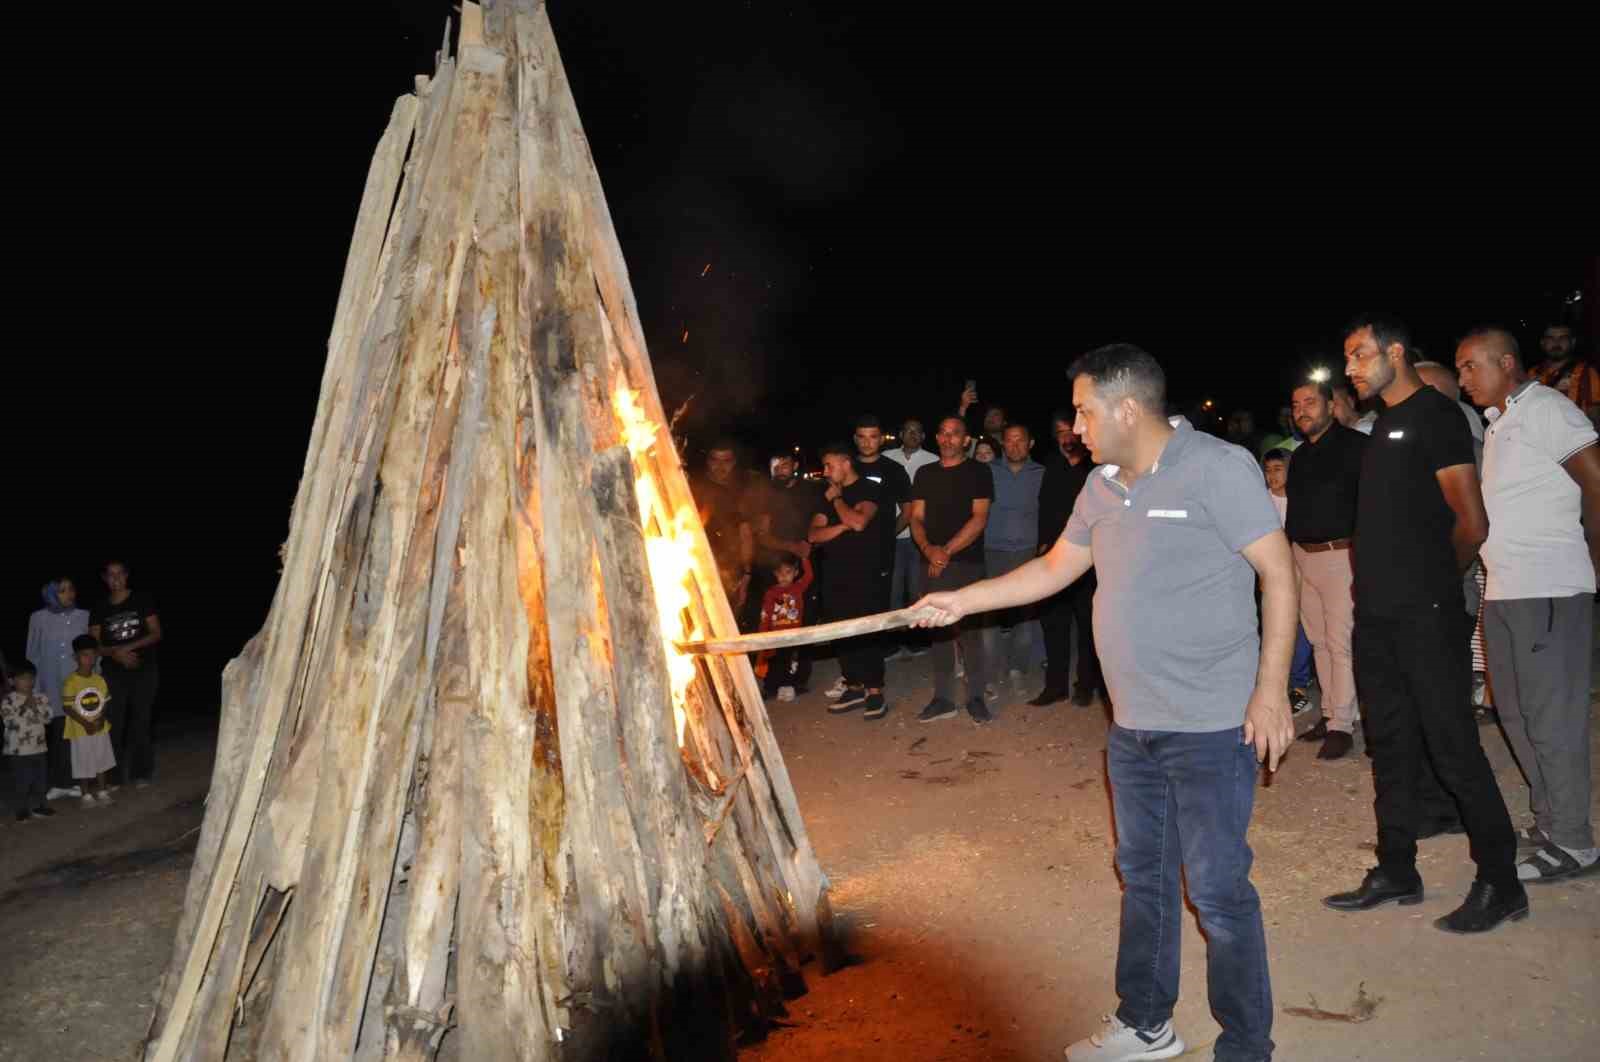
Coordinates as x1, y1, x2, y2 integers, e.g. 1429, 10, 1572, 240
613, 383, 700, 748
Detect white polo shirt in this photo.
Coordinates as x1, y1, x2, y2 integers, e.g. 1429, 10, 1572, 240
1482, 381, 1598, 600
885, 447, 939, 539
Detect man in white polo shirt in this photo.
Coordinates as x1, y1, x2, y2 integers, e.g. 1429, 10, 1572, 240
1457, 326, 1600, 883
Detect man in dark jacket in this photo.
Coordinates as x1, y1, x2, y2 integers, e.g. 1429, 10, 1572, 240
1030, 410, 1104, 707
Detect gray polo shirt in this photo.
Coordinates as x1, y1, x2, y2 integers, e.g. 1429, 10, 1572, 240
1065, 421, 1281, 732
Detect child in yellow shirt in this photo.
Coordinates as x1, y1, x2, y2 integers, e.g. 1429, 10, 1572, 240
62, 635, 116, 806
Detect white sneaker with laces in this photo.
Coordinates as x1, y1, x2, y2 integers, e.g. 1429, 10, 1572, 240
95, 791, 114, 804
824, 676, 848, 699
1064, 1015, 1184, 1061
46, 787, 74, 801
81, 794, 98, 808
777, 686, 796, 702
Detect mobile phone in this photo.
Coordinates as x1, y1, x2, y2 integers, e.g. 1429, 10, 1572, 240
965, 379, 977, 392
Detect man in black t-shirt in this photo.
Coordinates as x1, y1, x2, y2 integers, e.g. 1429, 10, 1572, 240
851, 415, 910, 688
1032, 409, 1103, 708
909, 416, 995, 723
809, 442, 887, 719
89, 560, 162, 786
1323, 313, 1522, 935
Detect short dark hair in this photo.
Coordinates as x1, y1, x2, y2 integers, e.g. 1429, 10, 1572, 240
974, 434, 1000, 454
72, 634, 99, 653
1000, 422, 1031, 438
1462, 325, 1524, 368
706, 437, 739, 457
1295, 380, 1334, 402
1050, 407, 1074, 427
1331, 378, 1356, 399
1262, 448, 1292, 466
819, 440, 854, 461
1067, 343, 1166, 412
13, 661, 36, 678
1344, 312, 1415, 365
769, 449, 796, 463
853, 414, 882, 431
773, 552, 802, 572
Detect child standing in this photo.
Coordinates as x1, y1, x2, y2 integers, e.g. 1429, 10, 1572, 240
1263, 449, 1316, 717
62, 634, 117, 806
2, 663, 57, 822
758, 553, 814, 701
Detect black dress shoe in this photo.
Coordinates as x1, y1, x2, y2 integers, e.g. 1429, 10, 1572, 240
1316, 731, 1354, 760
1417, 818, 1466, 839
1028, 687, 1068, 707
1434, 880, 1529, 934
1070, 685, 1095, 707
1323, 867, 1424, 911
1298, 717, 1329, 742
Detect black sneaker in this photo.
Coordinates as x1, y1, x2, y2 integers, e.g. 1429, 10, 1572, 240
861, 693, 887, 720
966, 697, 992, 724
829, 687, 869, 713
917, 698, 958, 723
1290, 687, 1313, 714
31, 806, 56, 818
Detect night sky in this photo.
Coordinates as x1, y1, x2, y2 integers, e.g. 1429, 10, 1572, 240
7, 2, 1594, 713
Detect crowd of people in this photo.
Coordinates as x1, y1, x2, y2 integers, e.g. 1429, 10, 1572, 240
690, 317, 1598, 1062
2, 562, 162, 822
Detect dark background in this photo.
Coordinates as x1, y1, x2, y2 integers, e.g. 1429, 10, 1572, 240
5, 1, 1595, 717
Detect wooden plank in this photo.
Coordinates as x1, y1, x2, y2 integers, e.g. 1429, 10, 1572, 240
678, 605, 938, 655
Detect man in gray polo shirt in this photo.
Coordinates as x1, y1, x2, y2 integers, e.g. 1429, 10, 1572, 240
1458, 326, 1600, 883
915, 344, 1295, 1062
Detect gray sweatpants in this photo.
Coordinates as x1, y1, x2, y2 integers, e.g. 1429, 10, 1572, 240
1484, 594, 1595, 850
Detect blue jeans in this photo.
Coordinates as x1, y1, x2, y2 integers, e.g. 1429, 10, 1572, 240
1108, 724, 1274, 1062
1291, 625, 1313, 690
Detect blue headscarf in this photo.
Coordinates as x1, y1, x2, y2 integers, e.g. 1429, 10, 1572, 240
42, 579, 74, 614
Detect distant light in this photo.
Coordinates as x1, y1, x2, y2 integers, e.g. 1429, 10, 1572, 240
1202, 399, 1215, 409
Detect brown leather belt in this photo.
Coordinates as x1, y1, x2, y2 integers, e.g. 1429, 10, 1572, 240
1296, 538, 1352, 553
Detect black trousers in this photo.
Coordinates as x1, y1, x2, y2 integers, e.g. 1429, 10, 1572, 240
103, 665, 160, 783
1040, 573, 1102, 695
761, 646, 812, 695
825, 576, 886, 690
46, 715, 73, 788
1355, 603, 1516, 889
9, 753, 47, 813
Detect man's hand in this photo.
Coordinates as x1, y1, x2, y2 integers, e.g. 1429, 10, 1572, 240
792, 540, 811, 559
110, 648, 139, 668
958, 384, 978, 414
733, 575, 750, 610
924, 544, 950, 569
823, 483, 842, 502
910, 591, 967, 627
1242, 685, 1295, 772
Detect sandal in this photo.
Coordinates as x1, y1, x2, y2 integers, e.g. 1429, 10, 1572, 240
1518, 841, 1600, 885
1514, 826, 1550, 852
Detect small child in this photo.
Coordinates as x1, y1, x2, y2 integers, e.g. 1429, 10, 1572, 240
62, 635, 117, 806
758, 553, 814, 701
1262, 449, 1314, 715
2, 663, 56, 822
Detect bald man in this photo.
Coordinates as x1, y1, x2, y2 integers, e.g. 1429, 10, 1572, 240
1416, 360, 1485, 468
1458, 327, 1600, 883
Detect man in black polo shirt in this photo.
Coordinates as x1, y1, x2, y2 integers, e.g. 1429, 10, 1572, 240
909, 416, 994, 723
1324, 313, 1523, 934
809, 441, 887, 719
1030, 409, 1103, 708
1285, 380, 1366, 760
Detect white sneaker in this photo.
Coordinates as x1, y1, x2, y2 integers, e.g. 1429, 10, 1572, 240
81, 794, 99, 808
1064, 1015, 1183, 1061
46, 787, 75, 801
824, 676, 848, 699
777, 686, 796, 702
94, 792, 114, 804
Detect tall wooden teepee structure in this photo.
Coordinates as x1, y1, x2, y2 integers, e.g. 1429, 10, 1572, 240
143, 3, 834, 1058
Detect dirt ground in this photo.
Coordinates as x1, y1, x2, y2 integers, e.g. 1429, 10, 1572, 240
2, 648, 1596, 1062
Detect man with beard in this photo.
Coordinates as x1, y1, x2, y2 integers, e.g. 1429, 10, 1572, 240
850, 415, 910, 690
1331, 380, 1376, 435
1532, 322, 1600, 426
808, 442, 886, 719
1285, 380, 1366, 760
691, 439, 755, 616
1324, 313, 1523, 934
755, 452, 820, 690
1030, 410, 1103, 708
915, 344, 1294, 1061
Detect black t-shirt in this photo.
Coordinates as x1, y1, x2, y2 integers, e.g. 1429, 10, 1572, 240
1285, 424, 1367, 543
816, 477, 883, 588
852, 454, 909, 574
689, 475, 750, 568
1354, 387, 1477, 614
911, 458, 995, 566
755, 478, 823, 567
91, 591, 159, 673
1038, 450, 1094, 547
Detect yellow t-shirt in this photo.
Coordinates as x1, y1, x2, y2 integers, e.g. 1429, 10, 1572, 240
62, 672, 112, 741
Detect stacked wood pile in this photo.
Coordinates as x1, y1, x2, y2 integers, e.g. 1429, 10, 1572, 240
143, 3, 834, 1058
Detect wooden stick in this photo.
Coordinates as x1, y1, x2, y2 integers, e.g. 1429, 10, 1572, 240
676, 605, 939, 656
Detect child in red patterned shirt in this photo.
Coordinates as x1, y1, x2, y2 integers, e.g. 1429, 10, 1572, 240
757, 553, 813, 701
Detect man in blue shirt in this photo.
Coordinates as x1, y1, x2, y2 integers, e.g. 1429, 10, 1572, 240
981, 424, 1046, 695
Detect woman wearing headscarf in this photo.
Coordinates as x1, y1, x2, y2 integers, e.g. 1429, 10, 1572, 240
27, 577, 91, 798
